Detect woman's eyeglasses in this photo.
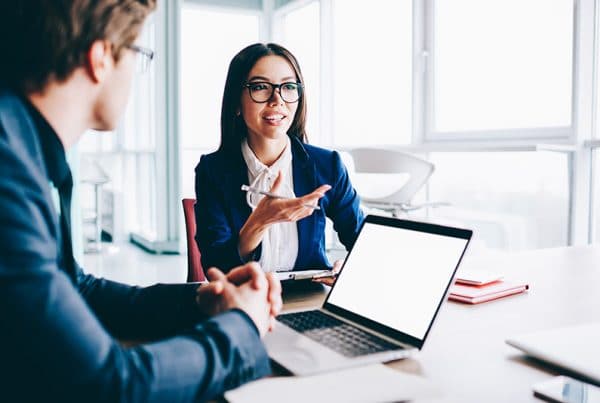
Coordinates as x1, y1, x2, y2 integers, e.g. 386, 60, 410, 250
243, 81, 303, 103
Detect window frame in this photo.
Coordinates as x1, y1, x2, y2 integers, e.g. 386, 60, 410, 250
272, 0, 333, 146
420, 0, 579, 146
143, 0, 598, 253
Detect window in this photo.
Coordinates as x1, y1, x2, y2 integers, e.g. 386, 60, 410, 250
271, 0, 579, 251
591, 0, 600, 242
120, 16, 159, 240
428, 151, 569, 250
593, 150, 600, 242
333, 0, 413, 147
275, 1, 321, 143
114, 0, 591, 255
79, 16, 158, 242
180, 4, 260, 198
431, 0, 574, 135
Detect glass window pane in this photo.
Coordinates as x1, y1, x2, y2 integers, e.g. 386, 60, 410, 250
596, 2, 600, 140
280, 2, 321, 143
123, 153, 157, 238
78, 17, 158, 242
180, 6, 259, 151
428, 152, 569, 250
79, 130, 116, 153
180, 5, 259, 197
333, 0, 412, 147
593, 150, 600, 241
121, 18, 157, 239
434, 0, 573, 132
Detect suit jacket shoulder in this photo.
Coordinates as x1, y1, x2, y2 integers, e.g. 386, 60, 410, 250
297, 142, 345, 176
0, 90, 60, 269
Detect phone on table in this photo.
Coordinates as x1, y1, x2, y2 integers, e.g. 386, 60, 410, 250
274, 269, 335, 282
533, 376, 600, 403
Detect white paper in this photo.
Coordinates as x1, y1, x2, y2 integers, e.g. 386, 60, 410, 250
455, 268, 504, 285
225, 364, 442, 403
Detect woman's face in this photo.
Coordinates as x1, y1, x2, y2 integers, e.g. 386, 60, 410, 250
240, 55, 300, 145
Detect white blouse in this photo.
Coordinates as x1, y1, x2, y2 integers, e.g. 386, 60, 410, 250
241, 137, 299, 272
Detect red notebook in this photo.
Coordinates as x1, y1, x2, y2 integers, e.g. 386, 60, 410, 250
449, 280, 529, 304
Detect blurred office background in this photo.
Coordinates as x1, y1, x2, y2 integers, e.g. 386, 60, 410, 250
77, 0, 600, 275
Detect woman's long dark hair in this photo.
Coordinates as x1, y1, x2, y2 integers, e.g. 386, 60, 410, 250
219, 43, 308, 152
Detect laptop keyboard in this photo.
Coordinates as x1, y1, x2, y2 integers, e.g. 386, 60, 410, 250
277, 310, 402, 358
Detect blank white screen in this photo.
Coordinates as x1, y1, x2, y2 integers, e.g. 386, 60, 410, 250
327, 222, 468, 340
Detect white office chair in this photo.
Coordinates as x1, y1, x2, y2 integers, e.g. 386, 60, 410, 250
348, 148, 448, 217
80, 158, 110, 253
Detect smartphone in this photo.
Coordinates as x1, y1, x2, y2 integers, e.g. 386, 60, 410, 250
533, 376, 600, 403
274, 269, 332, 282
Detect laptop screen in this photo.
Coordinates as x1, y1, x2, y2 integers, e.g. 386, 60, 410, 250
325, 216, 471, 344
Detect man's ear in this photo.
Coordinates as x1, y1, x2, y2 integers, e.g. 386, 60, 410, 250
86, 40, 113, 83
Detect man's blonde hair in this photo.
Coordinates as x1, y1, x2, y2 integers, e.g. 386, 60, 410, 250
0, 0, 156, 92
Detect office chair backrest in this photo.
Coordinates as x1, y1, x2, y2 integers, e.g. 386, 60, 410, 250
182, 198, 205, 282
348, 148, 434, 205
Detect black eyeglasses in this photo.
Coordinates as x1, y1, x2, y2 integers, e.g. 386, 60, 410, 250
243, 81, 303, 103
126, 44, 154, 73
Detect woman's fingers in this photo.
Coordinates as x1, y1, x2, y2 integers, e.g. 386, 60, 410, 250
256, 182, 331, 224
313, 184, 332, 195
299, 184, 331, 206
332, 259, 344, 273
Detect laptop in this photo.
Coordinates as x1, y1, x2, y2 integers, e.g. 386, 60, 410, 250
264, 215, 473, 375
506, 323, 600, 386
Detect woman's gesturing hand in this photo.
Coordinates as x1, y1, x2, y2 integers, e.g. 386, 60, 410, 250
238, 170, 330, 259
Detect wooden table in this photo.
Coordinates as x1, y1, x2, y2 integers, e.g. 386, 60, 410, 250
280, 245, 600, 402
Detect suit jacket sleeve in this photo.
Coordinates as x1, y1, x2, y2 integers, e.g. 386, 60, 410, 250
76, 268, 206, 339
0, 139, 271, 402
327, 151, 365, 250
194, 155, 249, 272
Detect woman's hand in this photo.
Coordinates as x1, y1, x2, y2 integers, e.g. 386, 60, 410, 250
238, 171, 330, 259
312, 259, 344, 287
252, 170, 330, 226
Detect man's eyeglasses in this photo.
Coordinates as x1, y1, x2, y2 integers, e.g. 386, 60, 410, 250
243, 81, 303, 103
126, 44, 154, 73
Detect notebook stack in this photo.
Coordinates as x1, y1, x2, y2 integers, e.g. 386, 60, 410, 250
449, 269, 529, 304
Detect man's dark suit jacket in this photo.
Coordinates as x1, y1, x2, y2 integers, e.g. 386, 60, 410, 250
0, 89, 270, 402
195, 136, 364, 272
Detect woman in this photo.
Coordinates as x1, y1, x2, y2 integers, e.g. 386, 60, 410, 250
194, 43, 363, 278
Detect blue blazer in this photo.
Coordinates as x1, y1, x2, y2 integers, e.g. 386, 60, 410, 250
195, 136, 364, 272
0, 89, 270, 402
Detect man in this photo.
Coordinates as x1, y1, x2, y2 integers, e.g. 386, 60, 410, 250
0, 1, 282, 402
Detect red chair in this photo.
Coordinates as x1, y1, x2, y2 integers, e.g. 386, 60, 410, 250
182, 199, 205, 282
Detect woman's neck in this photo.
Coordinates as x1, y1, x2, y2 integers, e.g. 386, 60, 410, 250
247, 135, 288, 166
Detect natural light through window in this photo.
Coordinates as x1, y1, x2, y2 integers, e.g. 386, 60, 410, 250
333, 0, 412, 147
181, 6, 259, 150
428, 151, 569, 251
180, 5, 259, 197
280, 2, 321, 143
433, 0, 573, 132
